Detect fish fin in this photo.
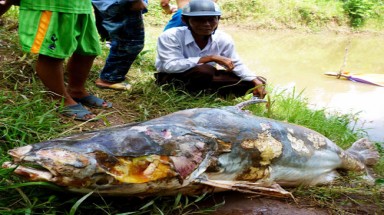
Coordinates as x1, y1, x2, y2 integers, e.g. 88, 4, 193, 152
196, 178, 293, 199
346, 138, 380, 166
343, 138, 380, 185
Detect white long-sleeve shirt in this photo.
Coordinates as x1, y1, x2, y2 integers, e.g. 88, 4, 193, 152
155, 26, 257, 81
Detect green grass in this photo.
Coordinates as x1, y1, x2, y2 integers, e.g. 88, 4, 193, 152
146, 0, 384, 31
222, 0, 384, 31
0, 91, 63, 151
0, 1, 383, 214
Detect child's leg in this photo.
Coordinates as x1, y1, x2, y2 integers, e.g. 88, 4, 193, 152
35, 54, 95, 120
67, 53, 112, 108
66, 53, 95, 99
35, 54, 76, 106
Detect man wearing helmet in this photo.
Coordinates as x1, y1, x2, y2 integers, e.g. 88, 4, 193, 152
155, 0, 267, 98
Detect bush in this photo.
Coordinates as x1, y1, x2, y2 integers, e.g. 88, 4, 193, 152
343, 0, 374, 27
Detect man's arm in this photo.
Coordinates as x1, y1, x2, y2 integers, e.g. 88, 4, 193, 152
198, 55, 235, 71
212, 31, 267, 98
156, 31, 200, 73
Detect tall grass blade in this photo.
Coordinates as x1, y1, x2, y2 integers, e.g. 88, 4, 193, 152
69, 191, 94, 215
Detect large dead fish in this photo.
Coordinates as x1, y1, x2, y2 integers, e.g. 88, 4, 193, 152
2, 98, 380, 198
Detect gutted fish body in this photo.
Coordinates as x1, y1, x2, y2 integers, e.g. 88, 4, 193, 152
2, 99, 380, 197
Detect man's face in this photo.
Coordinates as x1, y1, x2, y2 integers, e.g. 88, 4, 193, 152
188, 16, 219, 36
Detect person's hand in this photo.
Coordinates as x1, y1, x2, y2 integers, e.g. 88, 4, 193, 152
161, 3, 177, 14
199, 55, 234, 71
252, 76, 267, 99
218, 57, 235, 72
130, 0, 147, 11
169, 5, 178, 13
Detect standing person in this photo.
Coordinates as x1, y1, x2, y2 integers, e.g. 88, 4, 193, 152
12, 0, 112, 121
155, 0, 267, 98
160, 0, 218, 31
92, 0, 148, 91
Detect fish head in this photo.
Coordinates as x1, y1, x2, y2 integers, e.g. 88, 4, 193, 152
1, 123, 220, 195
2, 144, 106, 187
2, 141, 194, 194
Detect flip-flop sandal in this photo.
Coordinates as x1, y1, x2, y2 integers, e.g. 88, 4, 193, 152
60, 104, 98, 121
96, 82, 132, 91
74, 94, 112, 109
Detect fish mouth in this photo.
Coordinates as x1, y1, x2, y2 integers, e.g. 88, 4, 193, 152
3, 146, 116, 189
2, 159, 116, 189
2, 145, 53, 181
2, 145, 55, 181
3, 145, 99, 184
2, 161, 55, 181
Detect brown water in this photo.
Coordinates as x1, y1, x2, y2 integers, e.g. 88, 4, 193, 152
224, 28, 384, 142
148, 27, 384, 142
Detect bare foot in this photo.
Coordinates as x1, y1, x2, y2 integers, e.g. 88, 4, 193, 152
95, 79, 132, 91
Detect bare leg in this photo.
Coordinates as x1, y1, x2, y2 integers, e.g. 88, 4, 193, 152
35, 54, 95, 120
35, 54, 76, 106
68, 53, 112, 107
66, 53, 95, 99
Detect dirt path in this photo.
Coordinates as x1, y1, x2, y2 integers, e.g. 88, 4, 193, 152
207, 192, 329, 215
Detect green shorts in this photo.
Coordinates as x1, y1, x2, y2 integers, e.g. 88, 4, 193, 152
18, 9, 101, 59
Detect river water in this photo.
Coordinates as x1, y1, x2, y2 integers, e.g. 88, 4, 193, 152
148, 27, 384, 142
226, 28, 384, 142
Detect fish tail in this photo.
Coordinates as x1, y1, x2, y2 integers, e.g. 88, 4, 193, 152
346, 138, 380, 167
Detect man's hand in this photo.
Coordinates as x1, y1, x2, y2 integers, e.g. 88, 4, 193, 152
252, 76, 267, 99
199, 55, 235, 72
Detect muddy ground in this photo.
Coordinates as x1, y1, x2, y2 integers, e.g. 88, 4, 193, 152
210, 192, 329, 215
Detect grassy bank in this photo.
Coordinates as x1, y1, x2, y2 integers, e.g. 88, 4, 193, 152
1, 2, 384, 214
146, 0, 384, 31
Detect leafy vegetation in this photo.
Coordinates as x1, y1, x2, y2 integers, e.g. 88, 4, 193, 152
0, 1, 383, 214
147, 0, 384, 30
343, 0, 375, 27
